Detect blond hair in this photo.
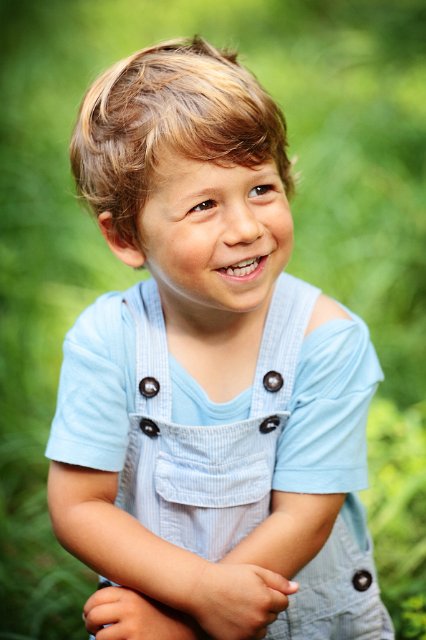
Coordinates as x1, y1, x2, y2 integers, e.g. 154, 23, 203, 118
70, 36, 294, 243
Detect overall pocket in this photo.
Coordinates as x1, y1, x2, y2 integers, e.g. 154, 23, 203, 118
155, 451, 271, 560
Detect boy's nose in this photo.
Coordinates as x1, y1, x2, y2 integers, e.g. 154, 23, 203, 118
223, 204, 264, 245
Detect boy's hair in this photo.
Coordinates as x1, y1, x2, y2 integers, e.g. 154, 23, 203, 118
70, 36, 294, 244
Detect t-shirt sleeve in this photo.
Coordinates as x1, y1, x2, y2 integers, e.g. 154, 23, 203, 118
272, 317, 384, 494
45, 293, 131, 471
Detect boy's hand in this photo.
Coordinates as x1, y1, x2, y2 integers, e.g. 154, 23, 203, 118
189, 563, 298, 640
83, 586, 204, 640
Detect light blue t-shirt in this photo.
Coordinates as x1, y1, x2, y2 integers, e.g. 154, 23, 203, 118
169, 342, 375, 549
46, 291, 383, 549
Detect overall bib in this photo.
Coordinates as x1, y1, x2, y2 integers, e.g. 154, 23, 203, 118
104, 273, 393, 639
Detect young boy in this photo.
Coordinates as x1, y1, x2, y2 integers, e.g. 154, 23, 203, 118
46, 37, 394, 639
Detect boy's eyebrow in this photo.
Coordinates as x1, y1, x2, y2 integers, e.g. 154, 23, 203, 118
172, 168, 282, 205
249, 168, 281, 182
177, 187, 218, 204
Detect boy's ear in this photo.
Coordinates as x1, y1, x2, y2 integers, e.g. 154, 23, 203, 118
98, 212, 146, 268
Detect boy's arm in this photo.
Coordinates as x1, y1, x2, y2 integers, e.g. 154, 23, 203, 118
48, 462, 294, 640
223, 295, 366, 575
81, 491, 342, 640
83, 586, 208, 640
222, 490, 345, 576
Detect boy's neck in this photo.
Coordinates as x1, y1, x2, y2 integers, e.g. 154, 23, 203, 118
160, 289, 271, 341
160, 293, 272, 403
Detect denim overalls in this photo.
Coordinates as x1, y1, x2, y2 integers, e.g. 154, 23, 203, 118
109, 273, 394, 639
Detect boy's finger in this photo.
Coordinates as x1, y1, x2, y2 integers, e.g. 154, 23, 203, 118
84, 602, 122, 631
83, 609, 99, 634
268, 589, 289, 613
256, 567, 298, 595
96, 623, 124, 640
284, 579, 298, 594
84, 586, 122, 616
83, 613, 102, 635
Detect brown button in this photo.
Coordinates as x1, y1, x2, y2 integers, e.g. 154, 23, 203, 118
259, 415, 280, 434
139, 418, 160, 438
263, 371, 284, 392
139, 377, 160, 398
352, 570, 373, 592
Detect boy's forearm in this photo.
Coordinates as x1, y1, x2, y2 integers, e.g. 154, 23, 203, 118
52, 497, 209, 614
47, 463, 208, 616
221, 510, 322, 577
53, 498, 295, 640
221, 491, 345, 578
48, 463, 297, 640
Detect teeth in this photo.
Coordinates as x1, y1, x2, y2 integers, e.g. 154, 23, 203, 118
232, 258, 256, 268
225, 257, 260, 277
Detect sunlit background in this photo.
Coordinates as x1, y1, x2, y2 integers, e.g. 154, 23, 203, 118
1, 1, 425, 638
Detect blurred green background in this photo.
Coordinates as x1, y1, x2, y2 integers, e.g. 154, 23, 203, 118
1, 0, 425, 638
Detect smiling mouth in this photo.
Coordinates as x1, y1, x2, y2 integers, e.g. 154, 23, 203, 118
219, 256, 263, 277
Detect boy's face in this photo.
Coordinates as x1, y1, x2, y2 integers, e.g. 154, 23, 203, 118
132, 153, 293, 321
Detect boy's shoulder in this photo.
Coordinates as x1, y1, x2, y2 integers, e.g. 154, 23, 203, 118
296, 295, 383, 399
64, 279, 150, 361
70, 290, 125, 334
65, 289, 132, 364
305, 294, 352, 337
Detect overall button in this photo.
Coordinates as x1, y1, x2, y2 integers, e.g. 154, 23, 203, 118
259, 415, 280, 434
140, 418, 160, 438
352, 570, 373, 592
263, 371, 284, 392
139, 377, 160, 398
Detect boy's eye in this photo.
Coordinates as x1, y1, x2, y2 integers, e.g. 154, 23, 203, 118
249, 184, 273, 197
190, 199, 215, 213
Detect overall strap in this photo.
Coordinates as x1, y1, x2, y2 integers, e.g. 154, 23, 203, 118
250, 273, 321, 417
123, 278, 172, 420
124, 273, 320, 421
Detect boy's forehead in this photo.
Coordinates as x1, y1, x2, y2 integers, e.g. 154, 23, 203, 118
150, 152, 279, 196
153, 148, 189, 177
149, 150, 194, 193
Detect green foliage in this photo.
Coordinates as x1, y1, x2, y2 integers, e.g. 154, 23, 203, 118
402, 595, 426, 640
0, 1, 424, 638
402, 596, 426, 640
362, 400, 426, 637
